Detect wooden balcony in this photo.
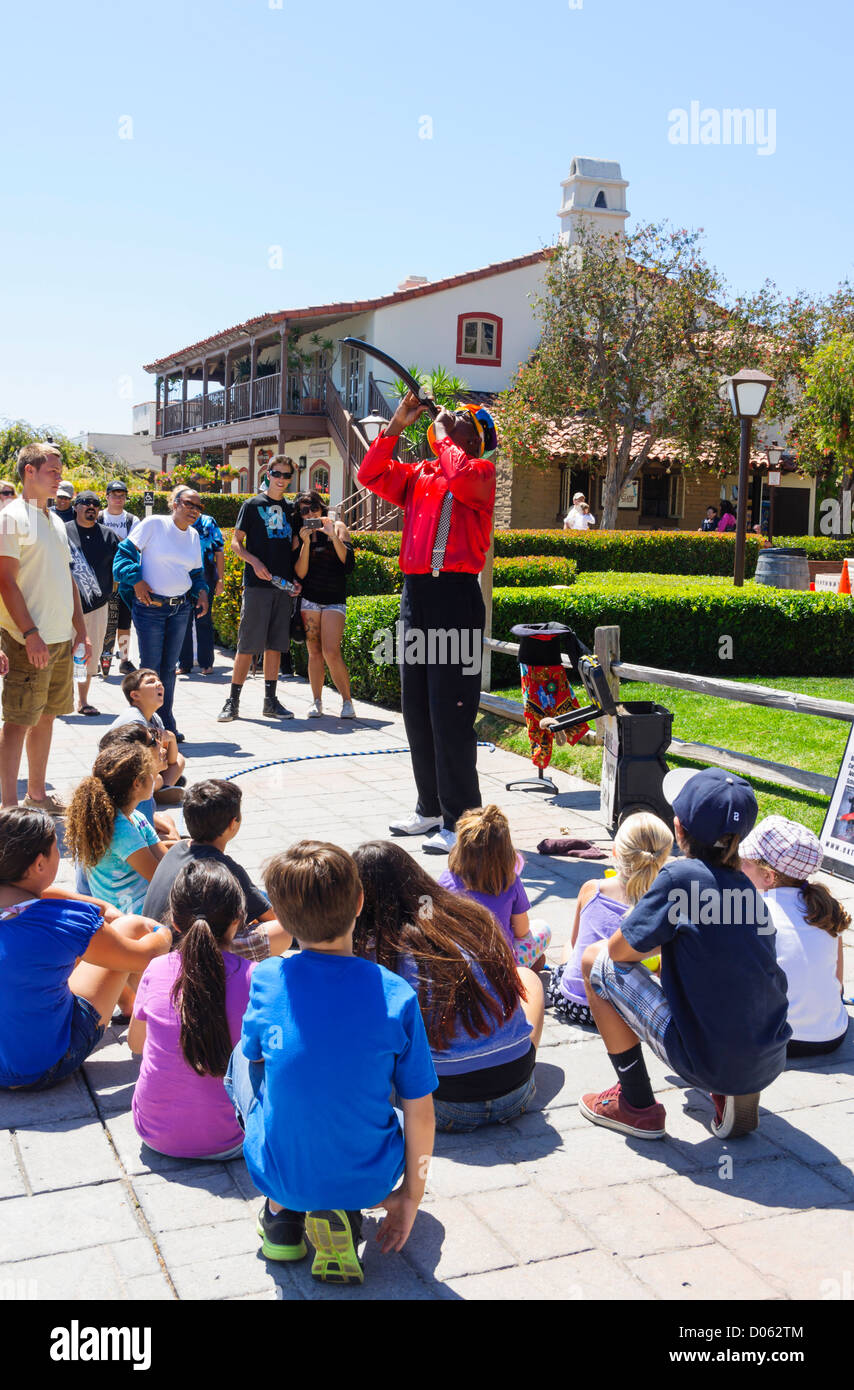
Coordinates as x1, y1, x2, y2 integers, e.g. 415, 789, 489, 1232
157, 371, 329, 439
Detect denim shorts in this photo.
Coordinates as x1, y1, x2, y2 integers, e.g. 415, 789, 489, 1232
300, 600, 346, 616
433, 1072, 537, 1134
6, 996, 104, 1092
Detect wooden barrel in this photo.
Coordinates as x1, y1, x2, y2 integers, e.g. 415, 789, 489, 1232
754, 547, 811, 591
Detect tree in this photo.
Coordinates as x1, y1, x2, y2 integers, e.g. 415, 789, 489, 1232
497, 222, 799, 529
0, 419, 135, 487
789, 333, 854, 501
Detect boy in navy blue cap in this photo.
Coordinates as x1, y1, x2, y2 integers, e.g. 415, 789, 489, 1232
578, 767, 791, 1141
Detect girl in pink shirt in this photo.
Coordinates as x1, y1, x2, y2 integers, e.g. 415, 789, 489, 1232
129, 859, 253, 1159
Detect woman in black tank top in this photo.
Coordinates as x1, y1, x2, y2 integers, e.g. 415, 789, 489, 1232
293, 491, 356, 720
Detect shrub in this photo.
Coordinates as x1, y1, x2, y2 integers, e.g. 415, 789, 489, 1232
125, 492, 257, 528
492, 556, 576, 587
351, 532, 402, 557
492, 529, 763, 576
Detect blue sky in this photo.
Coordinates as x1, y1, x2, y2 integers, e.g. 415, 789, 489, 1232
2, 0, 851, 435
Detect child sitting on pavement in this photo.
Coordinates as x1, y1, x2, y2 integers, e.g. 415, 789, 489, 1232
547, 812, 673, 1025
129, 859, 253, 1161
739, 815, 850, 1058
224, 841, 437, 1286
111, 669, 185, 793
0, 806, 170, 1092
142, 778, 292, 962
440, 804, 552, 970
579, 767, 791, 1142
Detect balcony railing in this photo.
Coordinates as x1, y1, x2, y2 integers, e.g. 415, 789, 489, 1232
158, 368, 331, 436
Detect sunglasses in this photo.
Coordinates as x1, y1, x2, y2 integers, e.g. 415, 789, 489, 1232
268, 469, 293, 480
0, 489, 15, 498
178, 498, 202, 512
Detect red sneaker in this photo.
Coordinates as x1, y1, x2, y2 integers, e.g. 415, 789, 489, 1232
579, 1084, 666, 1140
710, 1092, 760, 1139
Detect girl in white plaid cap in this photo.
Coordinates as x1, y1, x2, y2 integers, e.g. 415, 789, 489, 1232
740, 816, 850, 1058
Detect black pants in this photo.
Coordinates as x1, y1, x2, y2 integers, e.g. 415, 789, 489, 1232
399, 573, 484, 830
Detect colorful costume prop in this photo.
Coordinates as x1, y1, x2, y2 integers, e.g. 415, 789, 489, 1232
506, 624, 590, 795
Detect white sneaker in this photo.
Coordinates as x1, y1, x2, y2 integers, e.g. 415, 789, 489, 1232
422, 827, 457, 854
388, 811, 442, 836
340, 700, 356, 719
307, 698, 323, 718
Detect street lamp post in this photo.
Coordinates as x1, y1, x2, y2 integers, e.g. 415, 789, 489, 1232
724, 369, 776, 586
765, 443, 783, 544
359, 411, 387, 445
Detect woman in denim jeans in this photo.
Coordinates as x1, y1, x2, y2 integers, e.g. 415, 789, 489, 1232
113, 488, 209, 736
352, 841, 544, 1133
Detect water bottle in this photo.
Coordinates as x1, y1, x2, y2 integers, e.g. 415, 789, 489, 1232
271, 575, 296, 595
73, 643, 87, 683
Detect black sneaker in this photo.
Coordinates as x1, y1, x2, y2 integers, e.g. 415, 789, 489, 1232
119, 659, 136, 675
256, 1200, 307, 1263
305, 1209, 364, 1284
217, 697, 239, 723
262, 695, 294, 719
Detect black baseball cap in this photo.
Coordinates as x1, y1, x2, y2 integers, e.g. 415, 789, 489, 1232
74, 490, 101, 507
663, 767, 757, 845
106, 480, 128, 494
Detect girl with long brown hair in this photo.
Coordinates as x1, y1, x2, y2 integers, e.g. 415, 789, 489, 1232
65, 742, 168, 916
128, 859, 253, 1160
352, 840, 544, 1133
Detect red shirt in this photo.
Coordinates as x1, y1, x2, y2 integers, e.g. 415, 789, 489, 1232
357, 430, 495, 575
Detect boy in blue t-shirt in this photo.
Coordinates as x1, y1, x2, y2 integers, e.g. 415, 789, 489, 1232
225, 841, 437, 1285
578, 768, 790, 1143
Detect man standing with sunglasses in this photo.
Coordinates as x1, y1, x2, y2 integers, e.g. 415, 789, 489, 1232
66, 491, 118, 715
218, 455, 300, 723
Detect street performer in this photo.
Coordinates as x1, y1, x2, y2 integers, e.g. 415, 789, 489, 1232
358, 391, 496, 853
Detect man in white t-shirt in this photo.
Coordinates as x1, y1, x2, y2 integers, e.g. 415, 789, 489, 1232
0, 443, 91, 813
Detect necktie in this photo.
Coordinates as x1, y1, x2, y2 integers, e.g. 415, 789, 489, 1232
430, 491, 453, 577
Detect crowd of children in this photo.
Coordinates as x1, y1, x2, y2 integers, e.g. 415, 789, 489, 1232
1, 720, 850, 1285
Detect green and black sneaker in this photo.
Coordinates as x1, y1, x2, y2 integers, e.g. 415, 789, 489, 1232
256, 1200, 307, 1263
305, 1209, 364, 1285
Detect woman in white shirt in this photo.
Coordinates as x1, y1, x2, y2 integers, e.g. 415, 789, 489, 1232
121, 488, 208, 738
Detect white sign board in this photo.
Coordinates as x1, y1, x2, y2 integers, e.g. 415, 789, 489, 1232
819, 722, 854, 882
814, 574, 843, 592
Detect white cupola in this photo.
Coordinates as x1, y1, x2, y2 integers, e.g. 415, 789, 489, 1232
557, 157, 629, 245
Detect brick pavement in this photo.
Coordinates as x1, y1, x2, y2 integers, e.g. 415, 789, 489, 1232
1, 645, 853, 1302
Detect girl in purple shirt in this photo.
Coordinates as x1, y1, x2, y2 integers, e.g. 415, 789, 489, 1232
440, 805, 552, 971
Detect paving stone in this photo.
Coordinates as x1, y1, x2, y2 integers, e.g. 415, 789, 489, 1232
105, 1113, 192, 1178
1, 1183, 141, 1261
0, 1132, 27, 1199
225, 1157, 263, 1201
425, 1147, 529, 1198
156, 1218, 263, 1269
126, 1273, 175, 1299
467, 1185, 592, 1262
169, 1251, 300, 1301
15, 1119, 120, 1193
629, 1243, 784, 1300
653, 1155, 852, 1229
714, 1205, 854, 1299
662, 1094, 780, 1168
132, 1166, 251, 1233
521, 1123, 697, 1196
562, 1182, 713, 1257
444, 1248, 646, 1301
401, 1197, 517, 1282
762, 1063, 854, 1111
758, 1099, 854, 1165
82, 1043, 141, 1115
0, 1073, 96, 1128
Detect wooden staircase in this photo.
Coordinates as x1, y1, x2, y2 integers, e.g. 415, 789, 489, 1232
325, 373, 418, 532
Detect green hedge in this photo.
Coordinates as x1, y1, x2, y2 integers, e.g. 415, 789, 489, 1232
125, 493, 257, 527
287, 578, 854, 707
350, 532, 402, 557
490, 529, 765, 576
492, 556, 576, 587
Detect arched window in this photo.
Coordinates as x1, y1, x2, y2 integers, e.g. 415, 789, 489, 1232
456, 313, 503, 367
309, 463, 330, 494
594, 190, 607, 208
239, 469, 250, 492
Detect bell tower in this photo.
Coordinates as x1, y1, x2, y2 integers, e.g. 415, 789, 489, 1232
557, 158, 629, 246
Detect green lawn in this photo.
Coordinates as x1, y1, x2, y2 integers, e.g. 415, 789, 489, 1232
477, 675, 854, 834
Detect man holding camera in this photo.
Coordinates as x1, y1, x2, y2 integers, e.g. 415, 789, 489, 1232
218, 455, 301, 723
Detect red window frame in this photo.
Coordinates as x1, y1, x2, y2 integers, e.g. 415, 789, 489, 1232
456, 313, 503, 367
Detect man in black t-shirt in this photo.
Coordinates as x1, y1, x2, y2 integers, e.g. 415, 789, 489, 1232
66, 491, 118, 715
218, 456, 301, 722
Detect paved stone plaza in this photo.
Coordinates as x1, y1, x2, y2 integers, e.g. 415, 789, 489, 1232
1, 650, 853, 1303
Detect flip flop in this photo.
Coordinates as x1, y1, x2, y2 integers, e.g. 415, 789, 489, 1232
78, 704, 101, 717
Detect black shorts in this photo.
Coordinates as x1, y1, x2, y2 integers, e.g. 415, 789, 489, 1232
236, 587, 292, 656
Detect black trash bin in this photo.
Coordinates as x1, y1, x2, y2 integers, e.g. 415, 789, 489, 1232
601, 701, 674, 833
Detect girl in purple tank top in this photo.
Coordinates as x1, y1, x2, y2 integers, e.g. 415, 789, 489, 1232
547, 813, 672, 1026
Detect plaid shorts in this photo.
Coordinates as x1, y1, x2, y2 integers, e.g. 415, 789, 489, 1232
588, 942, 674, 1067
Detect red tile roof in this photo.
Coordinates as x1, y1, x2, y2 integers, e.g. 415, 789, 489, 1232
143, 249, 551, 373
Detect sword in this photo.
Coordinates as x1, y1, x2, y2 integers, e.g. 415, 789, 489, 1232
339, 337, 440, 420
